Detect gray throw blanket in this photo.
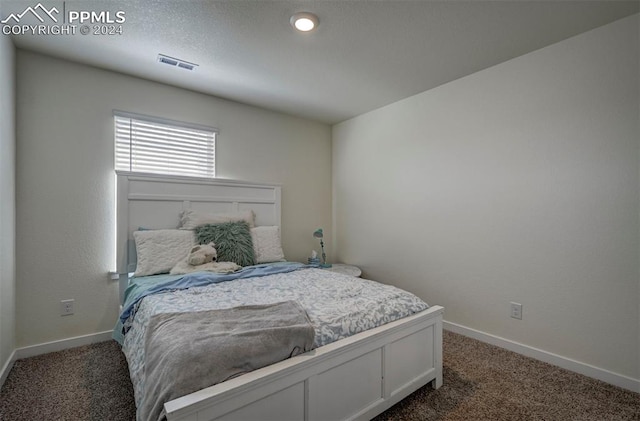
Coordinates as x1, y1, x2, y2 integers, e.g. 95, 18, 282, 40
140, 301, 315, 421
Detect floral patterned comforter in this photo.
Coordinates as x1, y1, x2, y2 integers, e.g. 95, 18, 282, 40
121, 267, 429, 416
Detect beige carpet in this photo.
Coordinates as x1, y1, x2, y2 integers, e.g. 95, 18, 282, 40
0, 341, 136, 421
1, 331, 638, 420
375, 332, 639, 420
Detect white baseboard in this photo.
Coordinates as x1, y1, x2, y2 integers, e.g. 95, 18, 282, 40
444, 320, 640, 393
0, 331, 114, 389
0, 349, 16, 389
1, 331, 113, 389
15, 330, 113, 360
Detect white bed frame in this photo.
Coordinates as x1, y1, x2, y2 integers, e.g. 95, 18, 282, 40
117, 172, 444, 421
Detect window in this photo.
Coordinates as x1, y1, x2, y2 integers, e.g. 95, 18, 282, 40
114, 111, 216, 178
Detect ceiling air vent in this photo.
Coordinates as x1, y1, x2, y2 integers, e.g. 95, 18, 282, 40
157, 54, 198, 71
178, 62, 196, 71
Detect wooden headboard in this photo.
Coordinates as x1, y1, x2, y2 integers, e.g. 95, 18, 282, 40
116, 172, 281, 299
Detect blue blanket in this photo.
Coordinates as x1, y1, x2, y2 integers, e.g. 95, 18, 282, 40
113, 262, 306, 344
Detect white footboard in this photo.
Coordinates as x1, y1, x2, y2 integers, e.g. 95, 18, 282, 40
164, 305, 444, 421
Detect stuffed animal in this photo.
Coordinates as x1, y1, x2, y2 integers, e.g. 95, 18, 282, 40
188, 242, 217, 266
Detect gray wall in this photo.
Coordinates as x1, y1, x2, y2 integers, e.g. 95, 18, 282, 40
0, 35, 16, 372
333, 15, 639, 380
15, 51, 332, 347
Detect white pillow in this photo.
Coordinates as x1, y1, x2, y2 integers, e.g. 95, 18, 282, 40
133, 229, 196, 277
179, 209, 256, 230
251, 226, 285, 263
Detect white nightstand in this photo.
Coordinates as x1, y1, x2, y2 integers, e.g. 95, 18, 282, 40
325, 263, 362, 277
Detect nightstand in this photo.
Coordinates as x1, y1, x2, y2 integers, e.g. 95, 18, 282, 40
326, 263, 362, 277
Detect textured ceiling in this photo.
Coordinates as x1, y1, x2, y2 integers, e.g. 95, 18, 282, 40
3, 0, 639, 124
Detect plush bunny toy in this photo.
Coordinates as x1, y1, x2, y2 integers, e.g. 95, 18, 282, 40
187, 242, 217, 266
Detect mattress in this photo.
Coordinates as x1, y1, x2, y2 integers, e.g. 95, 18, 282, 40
119, 266, 429, 416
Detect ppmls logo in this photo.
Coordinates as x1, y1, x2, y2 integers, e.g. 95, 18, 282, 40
2, 2, 126, 36
1, 3, 59, 24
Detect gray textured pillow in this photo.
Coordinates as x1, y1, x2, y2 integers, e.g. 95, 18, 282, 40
132, 229, 196, 277
251, 226, 285, 263
195, 221, 256, 267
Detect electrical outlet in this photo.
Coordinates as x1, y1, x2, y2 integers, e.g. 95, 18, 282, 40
510, 302, 522, 320
60, 299, 74, 316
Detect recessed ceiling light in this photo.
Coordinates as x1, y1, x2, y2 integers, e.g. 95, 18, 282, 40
290, 12, 318, 32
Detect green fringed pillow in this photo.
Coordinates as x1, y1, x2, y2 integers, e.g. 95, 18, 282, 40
195, 221, 255, 267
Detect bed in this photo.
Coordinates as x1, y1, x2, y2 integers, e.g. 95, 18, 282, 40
115, 172, 444, 421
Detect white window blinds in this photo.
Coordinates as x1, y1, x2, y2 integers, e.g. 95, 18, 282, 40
114, 112, 216, 178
